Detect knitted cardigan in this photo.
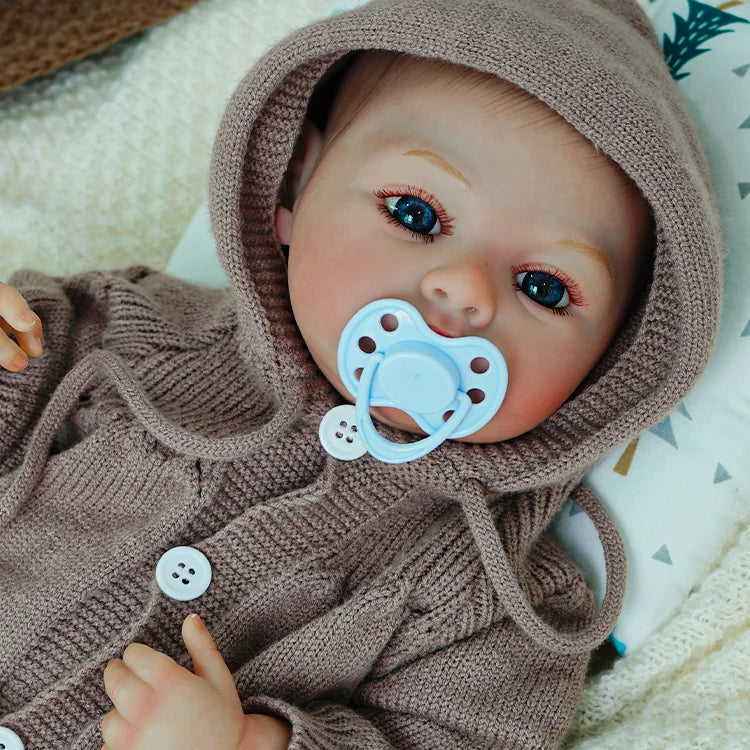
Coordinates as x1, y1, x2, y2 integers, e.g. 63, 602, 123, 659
0, 0, 721, 748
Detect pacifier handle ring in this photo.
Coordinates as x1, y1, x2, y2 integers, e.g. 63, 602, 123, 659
354, 352, 472, 464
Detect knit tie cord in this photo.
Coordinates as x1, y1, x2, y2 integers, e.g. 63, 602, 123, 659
1, 349, 626, 656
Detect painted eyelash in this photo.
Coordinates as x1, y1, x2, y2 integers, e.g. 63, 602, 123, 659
373, 185, 455, 243
512, 262, 587, 317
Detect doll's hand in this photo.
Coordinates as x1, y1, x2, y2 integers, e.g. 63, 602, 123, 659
102, 614, 292, 750
0, 281, 43, 372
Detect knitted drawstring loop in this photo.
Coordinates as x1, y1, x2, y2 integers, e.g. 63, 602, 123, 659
0, 349, 304, 526
460, 481, 627, 655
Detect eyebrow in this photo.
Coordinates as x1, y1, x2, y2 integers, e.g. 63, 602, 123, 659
556, 238, 613, 279
402, 149, 472, 189
391, 143, 614, 279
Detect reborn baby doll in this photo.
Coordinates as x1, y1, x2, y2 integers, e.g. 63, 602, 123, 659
0, 0, 721, 748
0, 49, 654, 749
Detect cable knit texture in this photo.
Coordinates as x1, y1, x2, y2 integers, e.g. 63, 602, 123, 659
0, 0, 722, 748
0, 0, 202, 91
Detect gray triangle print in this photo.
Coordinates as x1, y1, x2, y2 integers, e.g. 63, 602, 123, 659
740, 183, 750, 200
569, 501, 584, 517
743, 320, 750, 337
677, 402, 692, 420
741, 116, 750, 129
650, 416, 678, 448
652, 545, 673, 565
714, 463, 732, 483
734, 64, 750, 77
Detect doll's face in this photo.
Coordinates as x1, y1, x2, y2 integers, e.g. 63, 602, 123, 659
280, 58, 653, 443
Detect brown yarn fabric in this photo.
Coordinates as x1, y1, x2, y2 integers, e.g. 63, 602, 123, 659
0, 0, 721, 748
0, 0, 201, 92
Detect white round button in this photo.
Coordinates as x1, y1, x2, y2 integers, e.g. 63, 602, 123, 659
319, 404, 367, 460
0, 726, 24, 750
155, 546, 212, 601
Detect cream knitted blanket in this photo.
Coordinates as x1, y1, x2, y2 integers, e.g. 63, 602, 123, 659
1, 0, 748, 746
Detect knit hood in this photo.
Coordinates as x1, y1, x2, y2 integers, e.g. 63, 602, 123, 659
209, 0, 722, 494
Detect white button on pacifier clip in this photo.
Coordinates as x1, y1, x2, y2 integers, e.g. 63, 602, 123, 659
319, 404, 367, 460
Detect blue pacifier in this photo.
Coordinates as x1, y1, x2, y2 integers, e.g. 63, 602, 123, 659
322, 298, 508, 464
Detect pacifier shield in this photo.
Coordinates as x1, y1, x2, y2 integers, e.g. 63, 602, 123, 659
377, 341, 459, 413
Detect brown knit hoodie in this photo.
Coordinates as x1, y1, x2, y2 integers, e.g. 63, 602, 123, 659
0, 0, 721, 748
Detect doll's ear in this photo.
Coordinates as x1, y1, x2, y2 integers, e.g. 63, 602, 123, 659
275, 119, 325, 246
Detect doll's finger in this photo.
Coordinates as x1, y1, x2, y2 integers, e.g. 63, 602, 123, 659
0, 318, 44, 358
122, 641, 182, 690
103, 658, 155, 724
0, 321, 29, 372
0, 312, 43, 339
0, 282, 39, 332
101, 707, 137, 750
182, 613, 241, 706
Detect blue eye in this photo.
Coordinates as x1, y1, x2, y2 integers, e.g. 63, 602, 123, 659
515, 270, 570, 310
384, 195, 441, 236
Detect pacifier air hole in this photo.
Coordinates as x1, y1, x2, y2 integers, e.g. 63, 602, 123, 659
380, 314, 398, 331
467, 388, 485, 404
470, 357, 489, 374
358, 336, 376, 353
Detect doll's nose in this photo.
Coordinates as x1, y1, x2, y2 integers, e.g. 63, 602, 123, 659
419, 259, 496, 329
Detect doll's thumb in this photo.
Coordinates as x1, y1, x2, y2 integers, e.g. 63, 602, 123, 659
182, 614, 242, 707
